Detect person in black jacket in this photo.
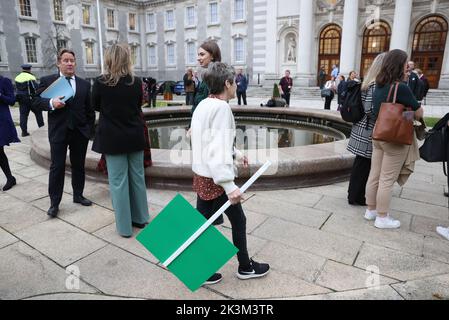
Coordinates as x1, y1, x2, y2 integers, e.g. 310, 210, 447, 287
92, 44, 149, 238
32, 49, 95, 218
406, 61, 423, 100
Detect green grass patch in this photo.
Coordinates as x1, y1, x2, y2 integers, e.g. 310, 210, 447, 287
424, 117, 440, 128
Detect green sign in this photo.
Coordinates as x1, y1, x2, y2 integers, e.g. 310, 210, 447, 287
137, 194, 238, 291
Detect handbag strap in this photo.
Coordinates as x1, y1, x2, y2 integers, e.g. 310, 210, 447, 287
386, 82, 400, 104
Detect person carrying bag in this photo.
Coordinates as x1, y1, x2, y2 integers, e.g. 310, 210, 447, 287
372, 82, 414, 145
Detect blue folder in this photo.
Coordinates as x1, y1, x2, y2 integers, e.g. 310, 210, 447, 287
40, 76, 75, 102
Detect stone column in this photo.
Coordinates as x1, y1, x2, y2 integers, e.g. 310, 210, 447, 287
390, 0, 413, 52
296, 0, 315, 86
438, 31, 449, 89
339, 0, 359, 76
264, 0, 278, 79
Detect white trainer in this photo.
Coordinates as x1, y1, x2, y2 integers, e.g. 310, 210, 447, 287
374, 215, 401, 229
436, 226, 449, 241
364, 209, 377, 221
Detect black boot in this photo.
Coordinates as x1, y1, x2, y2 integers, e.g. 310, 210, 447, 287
3, 176, 16, 191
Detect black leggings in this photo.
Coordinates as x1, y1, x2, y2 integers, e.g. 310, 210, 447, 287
0, 146, 12, 179
196, 192, 251, 268
348, 155, 371, 204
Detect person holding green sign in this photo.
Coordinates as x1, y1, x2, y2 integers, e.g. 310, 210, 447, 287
191, 62, 270, 285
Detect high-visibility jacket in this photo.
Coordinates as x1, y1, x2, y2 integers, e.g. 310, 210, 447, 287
15, 71, 37, 97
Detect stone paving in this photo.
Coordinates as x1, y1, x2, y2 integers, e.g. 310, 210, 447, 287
1, 104, 449, 300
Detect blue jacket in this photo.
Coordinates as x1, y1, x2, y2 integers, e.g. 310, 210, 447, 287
0, 76, 20, 147
236, 74, 248, 92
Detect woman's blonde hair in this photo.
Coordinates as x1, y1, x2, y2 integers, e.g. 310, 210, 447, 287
102, 44, 134, 86
362, 52, 387, 90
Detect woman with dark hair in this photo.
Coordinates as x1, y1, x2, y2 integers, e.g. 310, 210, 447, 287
192, 40, 222, 115
0, 74, 20, 191
365, 49, 423, 229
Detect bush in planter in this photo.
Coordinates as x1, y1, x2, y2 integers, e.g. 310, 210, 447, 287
272, 83, 281, 98
267, 83, 286, 107
163, 83, 173, 101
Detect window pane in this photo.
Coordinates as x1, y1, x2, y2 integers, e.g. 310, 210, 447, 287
187, 42, 196, 64
235, 38, 244, 62
20, 0, 32, 17
234, 0, 244, 20
82, 5, 90, 25
25, 37, 37, 63
130, 46, 138, 65
148, 13, 155, 31
166, 10, 174, 29
107, 9, 115, 28
186, 7, 195, 25
85, 43, 94, 64
129, 13, 137, 31
149, 46, 156, 65
54, 0, 64, 21
209, 3, 218, 23
167, 44, 175, 64
57, 39, 67, 51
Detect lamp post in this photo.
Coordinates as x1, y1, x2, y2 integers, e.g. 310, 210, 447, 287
96, 0, 104, 74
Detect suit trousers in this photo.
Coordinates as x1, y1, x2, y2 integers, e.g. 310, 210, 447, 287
19, 98, 44, 133
49, 128, 88, 206
365, 140, 410, 213
106, 151, 149, 237
237, 91, 247, 105
348, 155, 371, 204
196, 193, 251, 268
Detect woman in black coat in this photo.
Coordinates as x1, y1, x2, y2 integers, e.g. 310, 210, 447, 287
0, 75, 20, 191
92, 44, 149, 238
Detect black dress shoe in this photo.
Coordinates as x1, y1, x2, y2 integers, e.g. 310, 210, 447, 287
47, 206, 59, 218
132, 222, 148, 229
445, 192, 449, 197
2, 176, 16, 191
73, 196, 92, 206
21, 132, 30, 137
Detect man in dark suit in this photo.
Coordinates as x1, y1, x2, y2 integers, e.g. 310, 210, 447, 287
32, 49, 95, 217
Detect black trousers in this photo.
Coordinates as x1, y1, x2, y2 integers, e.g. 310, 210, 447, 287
186, 92, 195, 106
49, 128, 88, 206
196, 193, 251, 268
282, 92, 291, 105
348, 155, 372, 204
324, 94, 334, 110
237, 91, 247, 105
19, 98, 44, 133
0, 146, 13, 179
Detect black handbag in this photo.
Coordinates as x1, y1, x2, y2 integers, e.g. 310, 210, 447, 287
321, 88, 332, 98
419, 113, 449, 162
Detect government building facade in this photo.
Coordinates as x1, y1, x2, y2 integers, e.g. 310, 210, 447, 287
1, 0, 449, 89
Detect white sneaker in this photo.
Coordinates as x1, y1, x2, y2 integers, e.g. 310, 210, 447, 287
374, 215, 401, 229
436, 226, 449, 241
364, 209, 377, 221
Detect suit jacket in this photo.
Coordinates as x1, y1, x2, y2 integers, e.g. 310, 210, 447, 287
32, 74, 95, 144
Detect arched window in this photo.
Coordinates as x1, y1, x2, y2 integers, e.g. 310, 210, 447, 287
360, 21, 391, 78
412, 15, 448, 88
318, 24, 341, 85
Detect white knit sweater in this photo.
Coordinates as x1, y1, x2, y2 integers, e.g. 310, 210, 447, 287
191, 98, 242, 195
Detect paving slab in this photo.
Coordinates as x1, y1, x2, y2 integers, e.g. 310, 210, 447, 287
14, 165, 49, 179
400, 188, 449, 208
4, 179, 48, 203
0, 228, 18, 249
390, 197, 449, 221
74, 245, 224, 299
25, 293, 142, 300
253, 218, 362, 265
422, 236, 449, 265
321, 214, 422, 256
0, 202, 48, 234
391, 274, 449, 300
411, 215, 449, 239
31, 196, 115, 233
315, 260, 398, 292
354, 243, 449, 281
146, 189, 196, 207
243, 196, 331, 229
93, 223, 159, 264
0, 242, 97, 300
252, 190, 323, 208
252, 241, 327, 283
15, 219, 108, 267
298, 285, 403, 300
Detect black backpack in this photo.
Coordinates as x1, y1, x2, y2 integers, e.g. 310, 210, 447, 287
339, 80, 364, 123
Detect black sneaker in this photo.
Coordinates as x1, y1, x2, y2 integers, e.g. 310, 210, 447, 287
237, 259, 270, 280
204, 273, 222, 285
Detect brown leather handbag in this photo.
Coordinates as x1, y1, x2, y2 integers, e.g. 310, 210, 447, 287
372, 82, 414, 145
